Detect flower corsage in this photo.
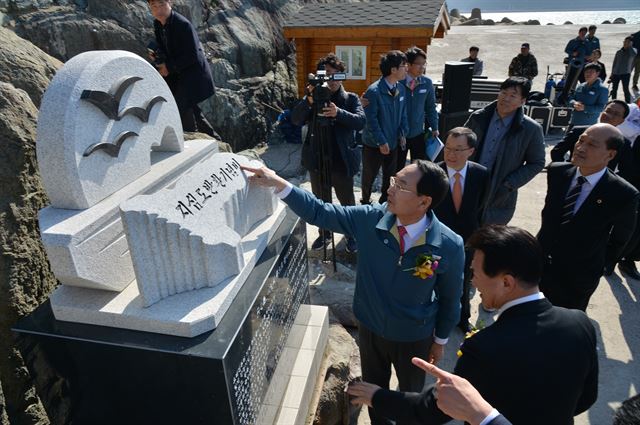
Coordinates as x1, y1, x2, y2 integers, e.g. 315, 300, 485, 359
457, 320, 486, 357
404, 253, 441, 279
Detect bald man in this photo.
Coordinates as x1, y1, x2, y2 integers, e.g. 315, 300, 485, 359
538, 123, 640, 311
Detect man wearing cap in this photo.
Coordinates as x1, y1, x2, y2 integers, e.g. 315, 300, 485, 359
508, 43, 538, 81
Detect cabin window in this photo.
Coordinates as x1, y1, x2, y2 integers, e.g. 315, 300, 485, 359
336, 46, 366, 80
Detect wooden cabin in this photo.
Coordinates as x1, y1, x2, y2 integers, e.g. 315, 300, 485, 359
283, 0, 450, 97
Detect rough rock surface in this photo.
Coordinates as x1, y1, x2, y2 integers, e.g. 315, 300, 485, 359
310, 277, 357, 329
15, 6, 145, 62
0, 381, 8, 425
470, 7, 481, 20
6, 0, 302, 151
613, 17, 626, 24
0, 82, 58, 425
0, 26, 61, 107
313, 322, 361, 425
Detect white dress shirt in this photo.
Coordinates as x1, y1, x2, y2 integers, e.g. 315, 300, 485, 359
569, 167, 607, 214
496, 292, 545, 320
447, 162, 469, 195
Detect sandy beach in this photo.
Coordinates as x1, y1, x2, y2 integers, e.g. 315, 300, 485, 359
425, 24, 640, 92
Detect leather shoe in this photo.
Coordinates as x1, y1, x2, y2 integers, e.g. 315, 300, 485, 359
618, 260, 640, 280
457, 321, 471, 333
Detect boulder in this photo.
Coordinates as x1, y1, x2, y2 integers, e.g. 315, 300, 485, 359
310, 276, 357, 328
458, 18, 480, 26
0, 380, 8, 425
313, 323, 361, 425
15, 6, 145, 62
449, 8, 460, 18
482, 19, 495, 26
564, 21, 573, 25
500, 16, 513, 24
613, 17, 626, 24
0, 26, 61, 108
546, 22, 555, 25
470, 7, 481, 20
524, 19, 540, 25
602, 20, 611, 24
0, 81, 59, 425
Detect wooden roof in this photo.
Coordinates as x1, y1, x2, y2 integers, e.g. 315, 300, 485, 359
284, 0, 447, 28
284, 0, 449, 37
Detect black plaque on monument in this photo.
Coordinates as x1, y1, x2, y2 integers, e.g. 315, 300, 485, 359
13, 210, 309, 425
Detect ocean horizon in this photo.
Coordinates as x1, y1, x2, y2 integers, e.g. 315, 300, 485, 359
467, 10, 640, 25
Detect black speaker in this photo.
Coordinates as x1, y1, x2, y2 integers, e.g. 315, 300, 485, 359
441, 61, 474, 113
439, 110, 472, 135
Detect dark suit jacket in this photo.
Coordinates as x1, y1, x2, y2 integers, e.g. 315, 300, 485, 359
434, 161, 489, 242
537, 162, 639, 277
154, 11, 215, 109
549, 126, 587, 162
615, 135, 640, 190
371, 299, 599, 425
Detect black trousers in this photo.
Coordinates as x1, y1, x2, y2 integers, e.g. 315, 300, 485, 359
180, 104, 216, 137
540, 260, 600, 312
396, 133, 427, 172
459, 249, 474, 325
621, 203, 640, 261
309, 168, 355, 237
361, 145, 398, 204
611, 73, 632, 103
358, 323, 432, 425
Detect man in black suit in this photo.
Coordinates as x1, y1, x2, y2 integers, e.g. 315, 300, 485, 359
607, 102, 640, 279
434, 127, 489, 331
538, 123, 639, 311
347, 225, 599, 425
550, 100, 629, 162
148, 0, 216, 136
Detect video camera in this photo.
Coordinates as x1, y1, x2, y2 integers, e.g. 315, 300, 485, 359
147, 40, 166, 66
307, 68, 347, 106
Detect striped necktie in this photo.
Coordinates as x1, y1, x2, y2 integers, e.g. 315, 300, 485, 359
560, 176, 586, 225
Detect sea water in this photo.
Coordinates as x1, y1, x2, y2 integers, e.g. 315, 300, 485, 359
479, 10, 640, 25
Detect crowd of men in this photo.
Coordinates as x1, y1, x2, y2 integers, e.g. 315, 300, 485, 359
144, 1, 639, 422
242, 33, 640, 425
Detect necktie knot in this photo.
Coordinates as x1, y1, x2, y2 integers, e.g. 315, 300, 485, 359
389, 86, 397, 97
576, 176, 586, 186
454, 172, 461, 182
560, 175, 587, 225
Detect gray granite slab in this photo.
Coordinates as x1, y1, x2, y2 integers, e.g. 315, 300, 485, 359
121, 153, 278, 306
36, 50, 183, 210
39, 140, 218, 292
49, 202, 287, 337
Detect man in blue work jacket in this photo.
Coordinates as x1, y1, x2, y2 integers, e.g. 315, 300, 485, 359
361, 50, 410, 205
397, 46, 439, 170
243, 160, 464, 425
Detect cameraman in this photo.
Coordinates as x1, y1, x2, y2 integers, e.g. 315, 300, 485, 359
147, 0, 216, 137
291, 54, 366, 252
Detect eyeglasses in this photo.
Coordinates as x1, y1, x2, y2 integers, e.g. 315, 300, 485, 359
389, 176, 417, 194
444, 147, 472, 153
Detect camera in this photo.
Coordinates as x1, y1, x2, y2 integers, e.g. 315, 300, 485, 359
147, 40, 166, 66
307, 69, 347, 106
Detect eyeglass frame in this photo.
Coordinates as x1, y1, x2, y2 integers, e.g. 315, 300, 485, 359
444, 146, 473, 154
389, 176, 418, 194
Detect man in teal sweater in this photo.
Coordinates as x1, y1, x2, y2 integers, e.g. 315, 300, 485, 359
243, 160, 464, 425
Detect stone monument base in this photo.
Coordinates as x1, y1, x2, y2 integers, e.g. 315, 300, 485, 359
14, 212, 315, 424
48, 201, 287, 337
